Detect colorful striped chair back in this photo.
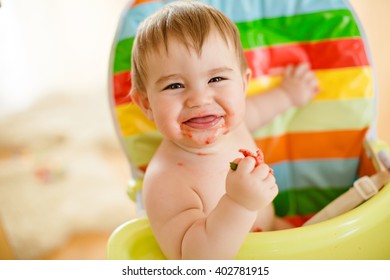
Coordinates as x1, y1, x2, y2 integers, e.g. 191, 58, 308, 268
109, 0, 376, 223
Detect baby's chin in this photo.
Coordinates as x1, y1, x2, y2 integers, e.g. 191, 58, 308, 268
179, 125, 230, 149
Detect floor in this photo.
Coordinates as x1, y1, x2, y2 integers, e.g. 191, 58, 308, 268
0, 149, 130, 260
42, 232, 111, 260
0, 221, 15, 260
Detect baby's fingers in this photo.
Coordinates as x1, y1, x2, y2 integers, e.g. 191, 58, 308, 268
284, 64, 294, 77
284, 63, 310, 79
253, 163, 273, 180
302, 71, 320, 93
302, 69, 317, 83
292, 63, 310, 78
263, 173, 277, 191
235, 156, 256, 173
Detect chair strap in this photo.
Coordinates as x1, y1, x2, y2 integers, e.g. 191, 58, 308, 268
303, 170, 390, 226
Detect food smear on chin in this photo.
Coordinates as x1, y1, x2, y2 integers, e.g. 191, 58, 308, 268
180, 124, 193, 138
182, 131, 193, 138
230, 148, 274, 174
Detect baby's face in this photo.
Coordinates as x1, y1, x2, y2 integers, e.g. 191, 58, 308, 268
142, 31, 249, 151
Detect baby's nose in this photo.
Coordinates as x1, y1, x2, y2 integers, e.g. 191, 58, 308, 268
185, 87, 213, 108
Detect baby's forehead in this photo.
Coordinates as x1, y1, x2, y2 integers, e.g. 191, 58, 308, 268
145, 30, 234, 60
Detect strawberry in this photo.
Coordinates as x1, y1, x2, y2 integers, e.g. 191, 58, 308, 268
230, 148, 273, 174
238, 149, 264, 167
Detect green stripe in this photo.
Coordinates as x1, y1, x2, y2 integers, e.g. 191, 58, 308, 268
113, 9, 361, 74
113, 37, 134, 74
274, 187, 349, 217
252, 98, 374, 139
237, 9, 360, 49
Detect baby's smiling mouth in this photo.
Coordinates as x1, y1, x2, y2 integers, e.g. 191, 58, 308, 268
183, 115, 223, 129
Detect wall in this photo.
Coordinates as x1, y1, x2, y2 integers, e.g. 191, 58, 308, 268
350, 0, 390, 144
0, 0, 389, 144
0, 0, 129, 115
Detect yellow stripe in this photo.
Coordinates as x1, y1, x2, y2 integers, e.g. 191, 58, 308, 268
117, 67, 373, 137
118, 98, 374, 139
247, 67, 373, 100
116, 103, 156, 136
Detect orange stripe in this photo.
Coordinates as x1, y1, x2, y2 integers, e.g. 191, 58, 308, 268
131, 0, 160, 7
256, 129, 368, 164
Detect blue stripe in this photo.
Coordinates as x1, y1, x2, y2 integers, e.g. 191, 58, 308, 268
271, 158, 359, 191
116, 0, 349, 41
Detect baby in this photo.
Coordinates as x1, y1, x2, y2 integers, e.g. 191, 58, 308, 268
130, 0, 318, 259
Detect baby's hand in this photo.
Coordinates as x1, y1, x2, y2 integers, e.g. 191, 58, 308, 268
280, 63, 319, 107
226, 156, 278, 211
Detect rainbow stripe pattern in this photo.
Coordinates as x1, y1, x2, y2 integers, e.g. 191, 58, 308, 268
109, 0, 376, 222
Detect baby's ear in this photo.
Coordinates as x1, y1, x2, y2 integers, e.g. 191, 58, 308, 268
243, 68, 252, 92
130, 89, 154, 120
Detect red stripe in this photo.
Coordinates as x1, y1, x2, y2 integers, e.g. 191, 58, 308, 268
113, 38, 369, 105
283, 214, 315, 227
245, 38, 369, 78
113, 72, 132, 105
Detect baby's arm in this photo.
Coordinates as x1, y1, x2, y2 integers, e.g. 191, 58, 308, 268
186, 157, 278, 259
245, 63, 318, 132
143, 157, 277, 260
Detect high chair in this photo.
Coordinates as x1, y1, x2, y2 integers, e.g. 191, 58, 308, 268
107, 0, 390, 259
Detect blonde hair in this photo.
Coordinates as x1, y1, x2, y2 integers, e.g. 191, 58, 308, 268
131, 0, 248, 93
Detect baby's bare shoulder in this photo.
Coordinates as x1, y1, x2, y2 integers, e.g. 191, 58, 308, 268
143, 159, 204, 214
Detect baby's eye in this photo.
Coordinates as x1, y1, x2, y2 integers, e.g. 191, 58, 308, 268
163, 83, 184, 90
209, 77, 224, 83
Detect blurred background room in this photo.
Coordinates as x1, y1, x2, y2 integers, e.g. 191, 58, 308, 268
0, 0, 389, 259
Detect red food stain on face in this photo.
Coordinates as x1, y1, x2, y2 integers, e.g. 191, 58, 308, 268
180, 124, 192, 138
181, 131, 192, 138
177, 162, 184, 167
204, 133, 218, 145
